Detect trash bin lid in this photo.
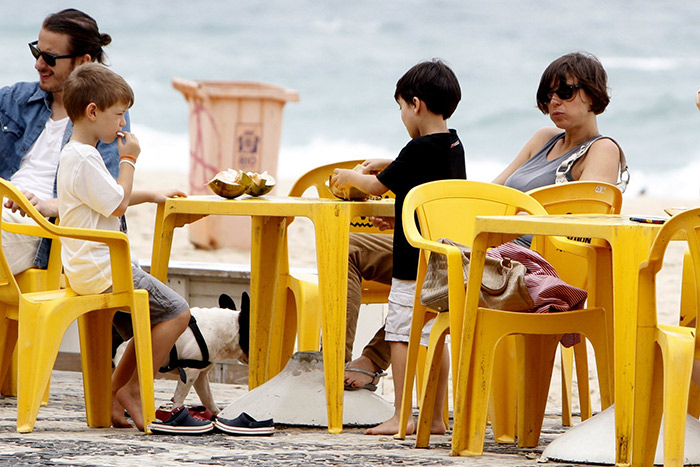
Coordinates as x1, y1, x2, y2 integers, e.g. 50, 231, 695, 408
173, 78, 299, 103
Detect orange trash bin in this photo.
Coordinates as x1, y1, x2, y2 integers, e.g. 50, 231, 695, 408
172, 78, 299, 249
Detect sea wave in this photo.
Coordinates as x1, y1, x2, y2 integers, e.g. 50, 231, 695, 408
134, 124, 699, 201
602, 56, 700, 72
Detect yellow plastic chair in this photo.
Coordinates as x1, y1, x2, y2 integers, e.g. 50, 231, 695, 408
631, 207, 700, 467
0, 236, 62, 403
527, 181, 622, 426
0, 177, 155, 433
678, 247, 700, 418
395, 180, 607, 446
395, 180, 613, 452
448, 192, 614, 456
268, 160, 393, 376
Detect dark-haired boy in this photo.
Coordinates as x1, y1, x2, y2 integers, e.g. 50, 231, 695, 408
331, 59, 465, 435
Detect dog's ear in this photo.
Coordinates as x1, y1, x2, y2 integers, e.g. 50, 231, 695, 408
238, 291, 250, 358
218, 293, 237, 310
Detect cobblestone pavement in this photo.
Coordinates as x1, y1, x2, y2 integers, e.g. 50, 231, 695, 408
0, 371, 584, 466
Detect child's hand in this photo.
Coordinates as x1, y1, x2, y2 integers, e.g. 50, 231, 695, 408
369, 216, 394, 231
331, 168, 355, 189
361, 159, 392, 174
117, 131, 141, 159
152, 188, 187, 203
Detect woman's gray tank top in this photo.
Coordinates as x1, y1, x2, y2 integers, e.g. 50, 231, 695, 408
504, 132, 600, 192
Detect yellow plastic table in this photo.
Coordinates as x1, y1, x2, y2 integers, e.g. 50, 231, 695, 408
149, 194, 395, 434
452, 214, 663, 466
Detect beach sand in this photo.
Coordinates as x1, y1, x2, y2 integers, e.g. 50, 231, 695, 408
129, 169, 694, 413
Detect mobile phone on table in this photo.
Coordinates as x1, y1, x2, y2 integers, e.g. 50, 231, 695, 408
629, 215, 667, 224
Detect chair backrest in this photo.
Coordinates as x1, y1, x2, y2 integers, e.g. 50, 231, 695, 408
527, 181, 622, 216
288, 160, 365, 199
527, 181, 622, 290
288, 159, 395, 235
642, 208, 700, 342
403, 180, 548, 248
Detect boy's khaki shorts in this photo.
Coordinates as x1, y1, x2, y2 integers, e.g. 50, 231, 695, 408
113, 265, 189, 340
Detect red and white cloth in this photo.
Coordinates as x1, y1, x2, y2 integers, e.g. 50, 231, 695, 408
486, 242, 587, 347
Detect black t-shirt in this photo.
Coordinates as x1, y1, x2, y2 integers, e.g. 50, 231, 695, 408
377, 129, 466, 280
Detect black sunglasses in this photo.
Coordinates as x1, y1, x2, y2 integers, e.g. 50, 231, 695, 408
28, 41, 79, 67
546, 83, 583, 102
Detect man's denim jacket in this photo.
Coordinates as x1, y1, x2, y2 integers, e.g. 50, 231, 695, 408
0, 81, 130, 268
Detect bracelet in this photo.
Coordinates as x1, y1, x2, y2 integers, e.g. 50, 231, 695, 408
119, 159, 136, 169
120, 154, 137, 163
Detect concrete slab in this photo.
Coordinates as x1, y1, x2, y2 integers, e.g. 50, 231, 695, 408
0, 370, 572, 466
219, 351, 394, 426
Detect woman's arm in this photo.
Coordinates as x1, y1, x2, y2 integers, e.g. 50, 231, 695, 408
572, 138, 620, 184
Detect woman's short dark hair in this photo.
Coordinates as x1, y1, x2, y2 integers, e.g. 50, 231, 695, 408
394, 59, 461, 119
536, 52, 610, 115
42, 9, 111, 64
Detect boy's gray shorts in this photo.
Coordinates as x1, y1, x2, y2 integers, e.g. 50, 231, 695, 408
113, 265, 189, 340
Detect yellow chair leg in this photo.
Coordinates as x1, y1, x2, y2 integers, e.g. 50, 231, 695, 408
78, 311, 115, 428
560, 344, 573, 426
415, 333, 448, 448
489, 336, 516, 443
659, 329, 694, 466
688, 381, 700, 417
516, 334, 559, 448
130, 292, 156, 432
573, 340, 592, 420
16, 304, 71, 433
396, 307, 434, 440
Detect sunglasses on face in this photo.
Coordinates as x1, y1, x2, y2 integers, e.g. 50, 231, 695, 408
546, 83, 583, 102
28, 41, 78, 67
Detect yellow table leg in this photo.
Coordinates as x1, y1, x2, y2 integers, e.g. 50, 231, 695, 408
314, 205, 351, 434
609, 229, 656, 466
249, 215, 286, 388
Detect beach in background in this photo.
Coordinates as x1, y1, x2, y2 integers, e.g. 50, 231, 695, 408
3, 1, 700, 198
2, 1, 698, 411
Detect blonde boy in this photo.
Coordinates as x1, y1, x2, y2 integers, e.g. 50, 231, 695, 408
331, 59, 465, 435
58, 62, 189, 430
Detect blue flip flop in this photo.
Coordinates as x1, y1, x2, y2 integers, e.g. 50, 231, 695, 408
215, 412, 275, 436
148, 405, 214, 435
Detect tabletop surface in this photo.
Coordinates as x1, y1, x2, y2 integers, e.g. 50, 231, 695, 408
165, 194, 396, 205
473, 214, 665, 234
157, 194, 396, 218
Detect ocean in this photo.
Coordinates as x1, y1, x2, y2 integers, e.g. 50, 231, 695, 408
3, 0, 700, 199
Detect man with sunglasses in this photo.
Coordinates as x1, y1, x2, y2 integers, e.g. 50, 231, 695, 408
0, 8, 124, 274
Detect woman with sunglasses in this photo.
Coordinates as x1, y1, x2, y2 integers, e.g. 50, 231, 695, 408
493, 51, 625, 191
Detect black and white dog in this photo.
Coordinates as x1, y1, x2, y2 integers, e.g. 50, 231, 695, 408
116, 292, 250, 415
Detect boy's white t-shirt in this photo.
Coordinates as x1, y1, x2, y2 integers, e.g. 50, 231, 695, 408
57, 140, 124, 295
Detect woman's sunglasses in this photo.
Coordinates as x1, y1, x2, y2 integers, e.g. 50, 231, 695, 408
546, 83, 583, 102
28, 41, 78, 67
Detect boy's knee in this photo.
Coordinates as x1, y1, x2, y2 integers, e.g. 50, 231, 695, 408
175, 308, 191, 330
